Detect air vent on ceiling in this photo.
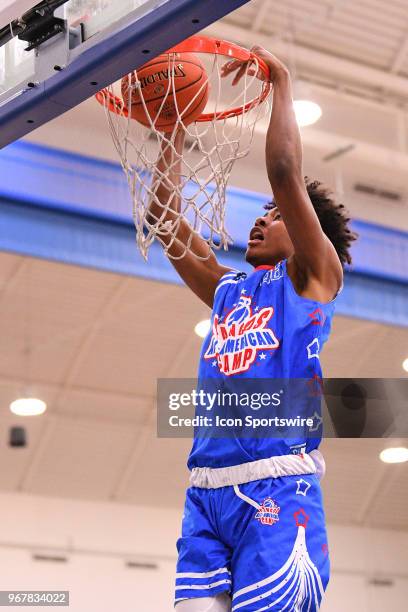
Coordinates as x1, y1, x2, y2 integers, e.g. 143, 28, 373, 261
125, 561, 158, 570
32, 554, 68, 563
354, 183, 402, 202
368, 577, 394, 587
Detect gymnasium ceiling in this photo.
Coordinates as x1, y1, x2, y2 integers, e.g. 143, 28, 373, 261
0, 252, 407, 530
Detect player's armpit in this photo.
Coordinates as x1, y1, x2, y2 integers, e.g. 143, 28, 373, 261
162, 217, 233, 308
288, 240, 343, 305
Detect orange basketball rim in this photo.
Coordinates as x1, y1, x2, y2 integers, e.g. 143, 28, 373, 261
95, 35, 272, 123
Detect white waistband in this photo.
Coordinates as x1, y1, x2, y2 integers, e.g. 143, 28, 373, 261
189, 452, 319, 489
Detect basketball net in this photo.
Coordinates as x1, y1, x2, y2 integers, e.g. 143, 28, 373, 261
96, 38, 272, 261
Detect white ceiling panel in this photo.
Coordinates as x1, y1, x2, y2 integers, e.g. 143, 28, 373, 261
228, 0, 408, 71
22, 416, 138, 500
116, 425, 191, 507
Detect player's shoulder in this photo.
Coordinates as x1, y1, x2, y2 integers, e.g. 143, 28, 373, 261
214, 269, 247, 296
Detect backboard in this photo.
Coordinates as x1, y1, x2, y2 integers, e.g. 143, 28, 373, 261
0, 0, 251, 148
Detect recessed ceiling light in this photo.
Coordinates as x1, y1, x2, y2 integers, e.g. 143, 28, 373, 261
402, 358, 408, 373
379, 447, 408, 464
194, 319, 211, 338
293, 100, 322, 127
10, 398, 47, 417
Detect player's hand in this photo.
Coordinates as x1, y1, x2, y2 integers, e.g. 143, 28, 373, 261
220, 45, 289, 86
161, 124, 185, 156
173, 125, 186, 153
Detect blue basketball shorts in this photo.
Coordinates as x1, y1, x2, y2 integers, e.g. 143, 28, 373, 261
175, 472, 330, 610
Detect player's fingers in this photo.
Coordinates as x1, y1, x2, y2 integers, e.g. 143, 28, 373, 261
220, 59, 244, 78
247, 67, 266, 80
221, 59, 241, 71
232, 62, 249, 86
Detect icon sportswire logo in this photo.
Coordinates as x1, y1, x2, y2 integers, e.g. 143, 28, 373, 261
204, 295, 279, 375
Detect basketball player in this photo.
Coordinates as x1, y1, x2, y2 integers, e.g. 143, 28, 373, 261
148, 47, 356, 611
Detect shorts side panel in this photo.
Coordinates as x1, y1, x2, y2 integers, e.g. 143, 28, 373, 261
176, 488, 232, 603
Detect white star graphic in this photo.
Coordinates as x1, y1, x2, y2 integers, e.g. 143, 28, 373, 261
307, 338, 320, 360
212, 361, 217, 367
259, 353, 267, 360
296, 478, 311, 496
241, 289, 247, 294
254, 306, 260, 312
309, 411, 323, 432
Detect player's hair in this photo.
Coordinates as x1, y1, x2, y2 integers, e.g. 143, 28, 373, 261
265, 177, 357, 266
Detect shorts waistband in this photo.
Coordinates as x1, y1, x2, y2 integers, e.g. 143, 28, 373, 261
189, 453, 317, 489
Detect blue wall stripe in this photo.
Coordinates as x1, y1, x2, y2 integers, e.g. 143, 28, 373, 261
0, 198, 244, 284
1, 198, 407, 327
0, 140, 407, 326
1, 140, 407, 284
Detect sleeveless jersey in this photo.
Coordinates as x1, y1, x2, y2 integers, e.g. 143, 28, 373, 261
187, 259, 338, 469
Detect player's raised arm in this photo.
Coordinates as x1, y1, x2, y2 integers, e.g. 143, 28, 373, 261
261, 47, 342, 299
146, 128, 232, 308
222, 47, 343, 302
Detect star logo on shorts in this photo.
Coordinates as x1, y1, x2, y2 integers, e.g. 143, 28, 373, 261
296, 479, 311, 496
294, 508, 309, 528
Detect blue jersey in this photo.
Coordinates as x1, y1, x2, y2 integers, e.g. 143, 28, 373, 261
187, 259, 338, 469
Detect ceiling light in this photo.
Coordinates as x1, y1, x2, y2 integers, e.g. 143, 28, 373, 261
293, 100, 322, 127
194, 319, 211, 338
10, 397, 47, 416
402, 358, 408, 373
379, 447, 408, 464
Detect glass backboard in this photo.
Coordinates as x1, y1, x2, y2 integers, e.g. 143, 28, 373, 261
0, 0, 251, 148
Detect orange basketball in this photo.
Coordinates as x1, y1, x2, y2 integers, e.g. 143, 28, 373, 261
121, 52, 209, 130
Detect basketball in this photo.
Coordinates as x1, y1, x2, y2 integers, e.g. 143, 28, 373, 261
121, 52, 209, 130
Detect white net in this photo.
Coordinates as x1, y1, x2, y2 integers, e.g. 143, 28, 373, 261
97, 40, 271, 260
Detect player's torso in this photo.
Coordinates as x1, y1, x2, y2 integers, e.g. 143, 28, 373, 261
188, 260, 336, 469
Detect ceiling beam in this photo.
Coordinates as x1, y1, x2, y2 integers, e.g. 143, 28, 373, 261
252, 116, 408, 176
251, 0, 270, 32
0, 374, 153, 404
390, 31, 408, 74
204, 21, 408, 99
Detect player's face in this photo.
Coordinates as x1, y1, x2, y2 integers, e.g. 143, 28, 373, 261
245, 205, 294, 266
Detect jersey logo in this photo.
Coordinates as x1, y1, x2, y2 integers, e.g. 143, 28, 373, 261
260, 261, 284, 284
255, 498, 280, 526
204, 296, 279, 375
290, 443, 306, 456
